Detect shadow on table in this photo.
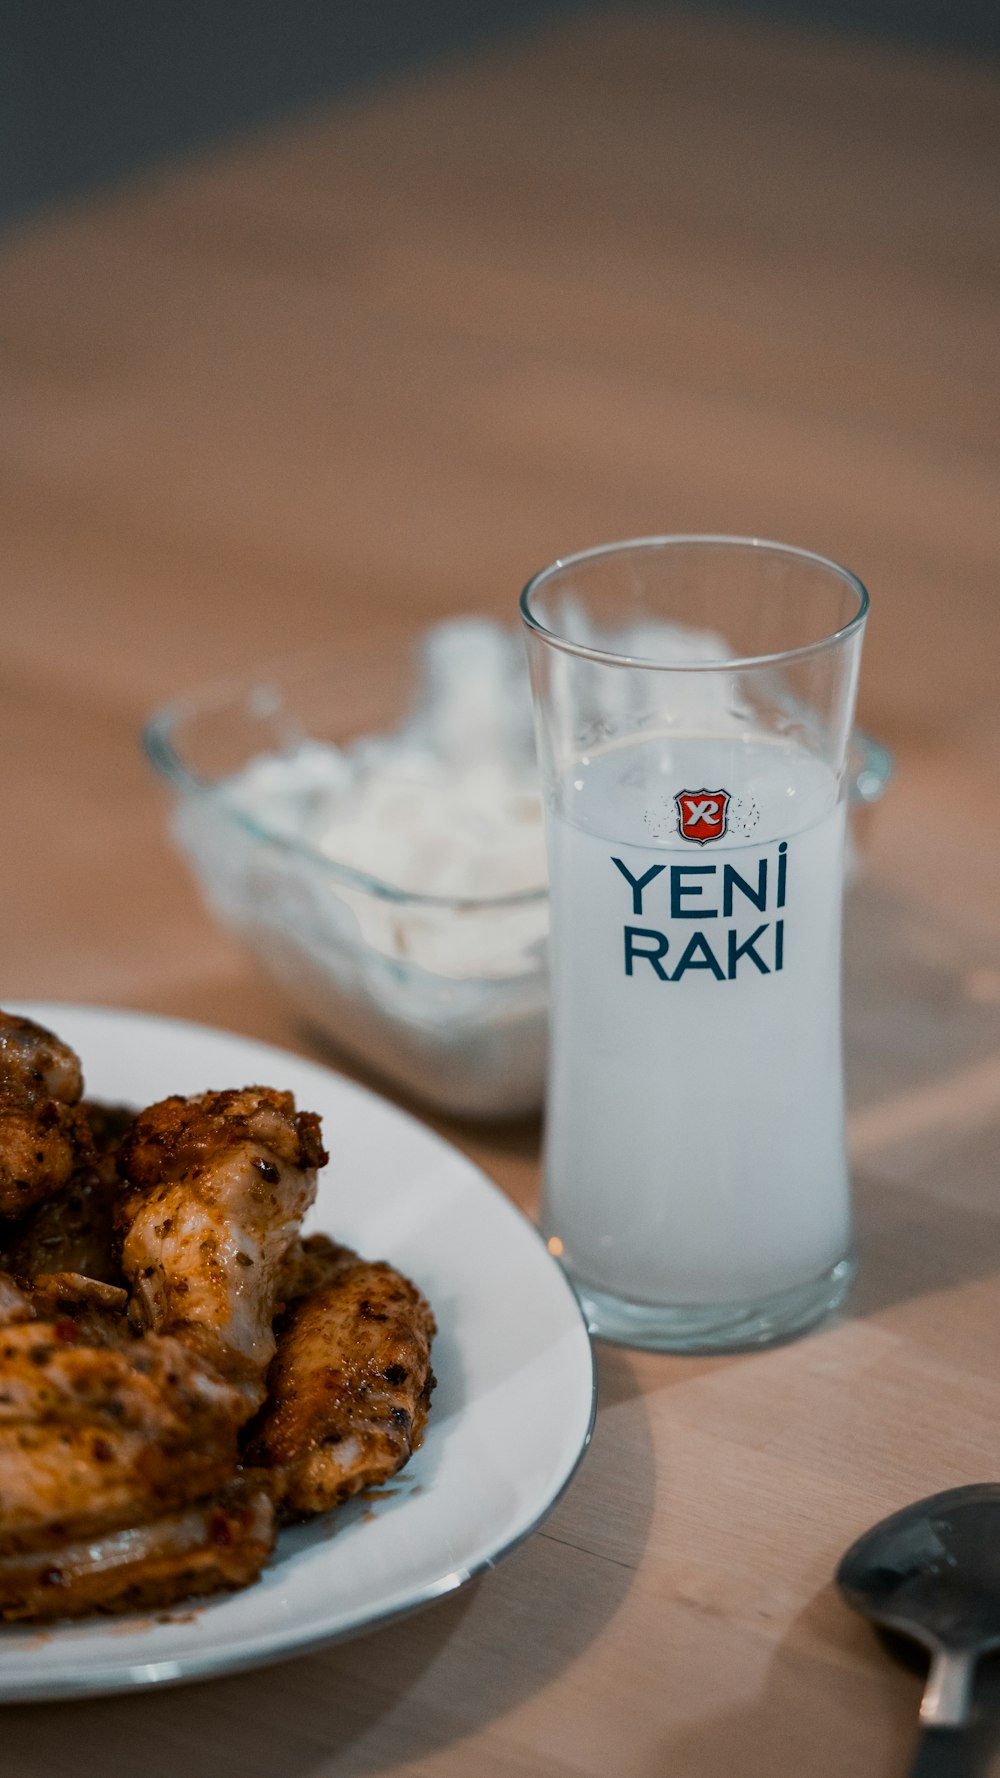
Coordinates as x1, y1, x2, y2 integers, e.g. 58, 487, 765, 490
0, 1343, 653, 1778
841, 877, 1000, 1326
850, 1164, 1000, 1325
842, 879, 1000, 1119
654, 1587, 918, 1778
658, 1589, 1000, 1778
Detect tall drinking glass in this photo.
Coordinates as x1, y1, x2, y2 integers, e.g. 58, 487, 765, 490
520, 536, 869, 1351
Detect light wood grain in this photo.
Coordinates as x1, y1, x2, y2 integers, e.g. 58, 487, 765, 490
1, 8, 999, 1773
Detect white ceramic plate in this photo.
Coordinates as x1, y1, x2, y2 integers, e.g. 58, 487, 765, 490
0, 1003, 595, 1702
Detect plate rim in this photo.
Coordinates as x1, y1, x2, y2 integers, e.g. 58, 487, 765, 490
0, 1001, 597, 1702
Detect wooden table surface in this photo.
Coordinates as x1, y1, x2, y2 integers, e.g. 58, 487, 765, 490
2, 8, 1000, 1773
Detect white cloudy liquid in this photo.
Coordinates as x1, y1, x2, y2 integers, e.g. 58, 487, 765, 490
543, 733, 851, 1307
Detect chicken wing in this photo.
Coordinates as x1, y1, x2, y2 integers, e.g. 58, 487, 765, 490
117, 1088, 326, 1412
246, 1235, 435, 1517
0, 1013, 94, 1218
12, 1270, 128, 1342
0, 1477, 274, 1621
0, 1277, 246, 1558
0, 1011, 81, 1104
0, 1101, 133, 1286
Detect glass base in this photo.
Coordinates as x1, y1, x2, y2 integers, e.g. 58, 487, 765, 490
573, 1253, 856, 1353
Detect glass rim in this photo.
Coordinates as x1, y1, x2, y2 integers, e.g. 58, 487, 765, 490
519, 534, 870, 671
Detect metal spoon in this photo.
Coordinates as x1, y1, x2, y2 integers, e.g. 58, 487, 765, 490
838, 1484, 1000, 1775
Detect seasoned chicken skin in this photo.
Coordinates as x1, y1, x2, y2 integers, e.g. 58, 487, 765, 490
14, 1270, 128, 1343
0, 1275, 246, 1560
0, 1013, 94, 1217
2, 1169, 122, 1286
247, 1235, 435, 1517
0, 1478, 275, 1622
117, 1088, 326, 1411
0, 1012, 81, 1104
0, 1101, 133, 1286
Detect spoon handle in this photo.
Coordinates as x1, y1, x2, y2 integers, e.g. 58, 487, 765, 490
920, 1648, 975, 1729
910, 1651, 977, 1775
909, 1728, 968, 1776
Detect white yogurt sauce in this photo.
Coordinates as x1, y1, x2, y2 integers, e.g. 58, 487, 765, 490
220, 620, 548, 980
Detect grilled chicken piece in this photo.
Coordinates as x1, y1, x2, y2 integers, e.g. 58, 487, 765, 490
0, 1101, 134, 1286
0, 1012, 81, 1104
246, 1235, 435, 1517
0, 1280, 245, 1559
15, 1271, 128, 1342
1, 1172, 123, 1285
0, 1013, 94, 1218
117, 1088, 326, 1413
0, 1478, 275, 1621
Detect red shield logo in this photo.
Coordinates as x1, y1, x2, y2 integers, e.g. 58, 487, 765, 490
675, 789, 730, 845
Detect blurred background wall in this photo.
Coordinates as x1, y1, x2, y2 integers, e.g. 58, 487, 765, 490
0, 0, 996, 1032
3, 0, 997, 227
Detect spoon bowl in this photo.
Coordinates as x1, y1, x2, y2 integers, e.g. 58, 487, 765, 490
838, 1484, 1000, 1739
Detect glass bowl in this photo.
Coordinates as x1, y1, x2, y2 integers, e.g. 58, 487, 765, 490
144, 632, 891, 1121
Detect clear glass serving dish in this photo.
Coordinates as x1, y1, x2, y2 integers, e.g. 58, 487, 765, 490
144, 628, 891, 1120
